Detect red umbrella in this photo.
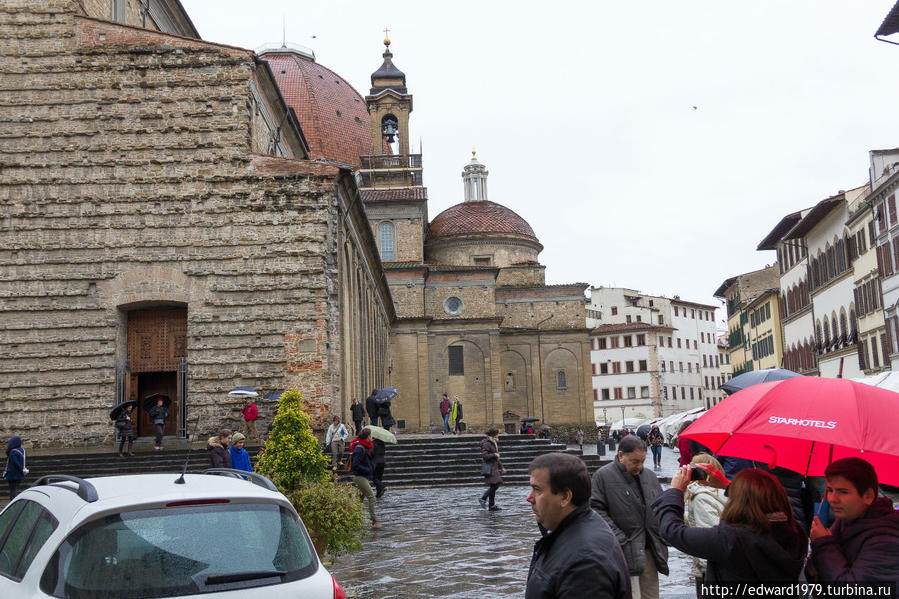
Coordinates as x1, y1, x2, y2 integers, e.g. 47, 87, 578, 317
681, 376, 899, 485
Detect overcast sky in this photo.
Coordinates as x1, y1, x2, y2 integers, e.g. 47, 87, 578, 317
181, 1, 899, 328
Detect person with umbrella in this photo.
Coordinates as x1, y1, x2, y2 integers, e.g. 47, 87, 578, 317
349, 428, 381, 529
365, 389, 379, 427
807, 457, 899, 584
113, 402, 136, 457
362, 424, 396, 500
146, 395, 169, 451
373, 387, 397, 431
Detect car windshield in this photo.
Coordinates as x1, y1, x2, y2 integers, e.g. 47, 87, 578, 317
40, 502, 317, 598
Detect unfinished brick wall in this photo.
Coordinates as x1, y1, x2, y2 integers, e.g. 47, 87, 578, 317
0, 5, 390, 445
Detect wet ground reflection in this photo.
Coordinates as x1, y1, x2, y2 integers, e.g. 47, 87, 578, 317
329, 485, 698, 598
329, 445, 696, 598
328, 445, 898, 599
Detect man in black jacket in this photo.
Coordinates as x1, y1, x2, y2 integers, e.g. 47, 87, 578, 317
526, 452, 630, 599
591, 435, 669, 599
350, 398, 365, 435
809, 457, 899, 584
365, 390, 379, 427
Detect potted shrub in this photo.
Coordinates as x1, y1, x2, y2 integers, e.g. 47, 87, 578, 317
255, 389, 365, 558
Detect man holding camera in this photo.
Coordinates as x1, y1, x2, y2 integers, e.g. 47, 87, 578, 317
591, 435, 669, 599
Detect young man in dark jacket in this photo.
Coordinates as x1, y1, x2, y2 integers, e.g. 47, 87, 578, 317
809, 457, 899, 584
350, 398, 365, 435
526, 452, 630, 599
365, 390, 379, 428
591, 435, 669, 599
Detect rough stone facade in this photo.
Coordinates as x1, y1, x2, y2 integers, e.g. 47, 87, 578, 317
1, 2, 391, 446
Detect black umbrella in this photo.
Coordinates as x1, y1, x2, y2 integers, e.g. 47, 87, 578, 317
142, 393, 171, 412
521, 417, 540, 423
373, 387, 398, 404
719, 368, 801, 395
263, 391, 283, 402
109, 400, 136, 421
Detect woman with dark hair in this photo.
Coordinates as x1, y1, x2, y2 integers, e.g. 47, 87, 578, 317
479, 428, 506, 511
350, 427, 381, 528
652, 465, 806, 591
3, 436, 26, 500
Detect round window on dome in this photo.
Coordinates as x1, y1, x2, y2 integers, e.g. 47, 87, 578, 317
444, 296, 464, 316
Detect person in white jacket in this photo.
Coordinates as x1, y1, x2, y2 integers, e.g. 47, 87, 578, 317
325, 416, 349, 468
684, 454, 727, 598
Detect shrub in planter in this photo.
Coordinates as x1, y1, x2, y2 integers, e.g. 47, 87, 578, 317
255, 389, 365, 558
286, 480, 365, 558
255, 388, 329, 488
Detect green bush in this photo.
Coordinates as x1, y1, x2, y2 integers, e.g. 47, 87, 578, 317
286, 480, 365, 556
255, 388, 329, 487
255, 389, 365, 558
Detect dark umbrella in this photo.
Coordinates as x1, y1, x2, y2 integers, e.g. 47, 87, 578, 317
263, 391, 283, 402
142, 393, 171, 412
373, 387, 398, 403
109, 400, 136, 420
520, 417, 540, 422
539, 424, 551, 429
720, 368, 801, 395
636, 423, 652, 438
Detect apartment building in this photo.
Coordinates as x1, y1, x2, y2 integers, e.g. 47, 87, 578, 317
588, 287, 719, 421
714, 266, 781, 377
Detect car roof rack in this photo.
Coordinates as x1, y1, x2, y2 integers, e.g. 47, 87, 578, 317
33, 475, 99, 503
201, 469, 279, 492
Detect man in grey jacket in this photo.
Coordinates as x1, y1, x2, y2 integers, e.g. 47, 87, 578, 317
591, 435, 669, 599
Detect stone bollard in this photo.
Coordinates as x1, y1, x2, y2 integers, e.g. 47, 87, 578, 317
607, 438, 616, 452
596, 439, 605, 457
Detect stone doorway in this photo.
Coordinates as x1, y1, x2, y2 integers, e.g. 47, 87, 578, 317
126, 308, 187, 438
136, 372, 178, 437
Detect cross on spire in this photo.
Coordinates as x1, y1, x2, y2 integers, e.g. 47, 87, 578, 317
383, 26, 391, 48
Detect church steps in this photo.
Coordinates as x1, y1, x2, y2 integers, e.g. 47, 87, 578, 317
16, 436, 608, 489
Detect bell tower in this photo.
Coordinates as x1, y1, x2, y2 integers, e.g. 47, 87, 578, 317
366, 31, 413, 156
358, 32, 427, 267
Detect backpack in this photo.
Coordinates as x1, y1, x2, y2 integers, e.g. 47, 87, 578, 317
344, 451, 353, 473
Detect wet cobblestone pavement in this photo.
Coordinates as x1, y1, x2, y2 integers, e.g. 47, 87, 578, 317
328, 442, 899, 598
329, 445, 697, 599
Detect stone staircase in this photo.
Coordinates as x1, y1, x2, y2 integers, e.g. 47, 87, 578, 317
339, 434, 609, 487
14, 435, 610, 490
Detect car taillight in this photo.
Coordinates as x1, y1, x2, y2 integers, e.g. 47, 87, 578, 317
332, 574, 347, 599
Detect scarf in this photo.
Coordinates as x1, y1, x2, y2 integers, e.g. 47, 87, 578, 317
349, 437, 373, 453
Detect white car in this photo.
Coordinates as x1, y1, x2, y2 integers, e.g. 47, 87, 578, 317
0, 470, 346, 598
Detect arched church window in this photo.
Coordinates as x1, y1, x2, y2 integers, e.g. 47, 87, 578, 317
556, 370, 567, 390
379, 222, 395, 261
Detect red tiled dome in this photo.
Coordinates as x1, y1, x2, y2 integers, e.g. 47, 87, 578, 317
428, 201, 537, 241
261, 48, 372, 166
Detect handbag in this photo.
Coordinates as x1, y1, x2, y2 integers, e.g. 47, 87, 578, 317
18, 449, 28, 477
481, 462, 492, 476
